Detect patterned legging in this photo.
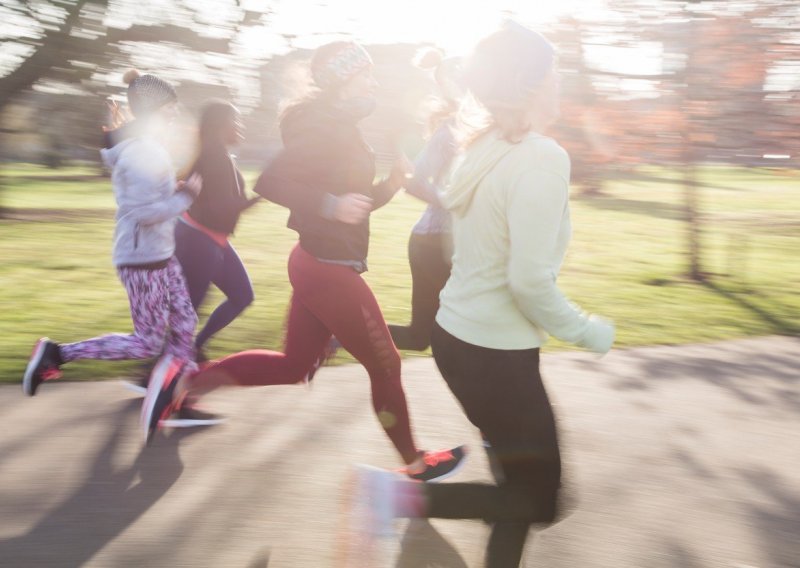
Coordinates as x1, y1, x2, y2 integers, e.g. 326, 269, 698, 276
59, 257, 197, 364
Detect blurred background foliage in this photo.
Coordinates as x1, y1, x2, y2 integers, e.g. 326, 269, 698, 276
0, 1, 798, 382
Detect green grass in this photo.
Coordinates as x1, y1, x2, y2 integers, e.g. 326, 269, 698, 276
1, 163, 798, 383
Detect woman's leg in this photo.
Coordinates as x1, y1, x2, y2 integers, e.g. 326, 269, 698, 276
288, 247, 419, 464
59, 266, 174, 362
163, 257, 199, 364
195, 242, 254, 350
388, 233, 452, 351
188, 244, 419, 464
187, 245, 334, 392
410, 323, 561, 567
174, 221, 221, 312
189, 289, 332, 393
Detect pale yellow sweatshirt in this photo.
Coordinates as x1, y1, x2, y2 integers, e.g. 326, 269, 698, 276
436, 131, 614, 352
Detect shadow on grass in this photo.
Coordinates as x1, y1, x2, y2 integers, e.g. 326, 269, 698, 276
702, 280, 800, 337
0, 399, 186, 566
0, 207, 113, 223
578, 195, 686, 221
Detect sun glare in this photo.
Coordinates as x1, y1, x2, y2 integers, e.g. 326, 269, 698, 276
239, 0, 608, 57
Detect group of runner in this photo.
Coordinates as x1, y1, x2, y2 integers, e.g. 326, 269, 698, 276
22, 22, 615, 566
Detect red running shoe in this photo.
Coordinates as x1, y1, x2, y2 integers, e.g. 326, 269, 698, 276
403, 445, 467, 482
23, 338, 63, 396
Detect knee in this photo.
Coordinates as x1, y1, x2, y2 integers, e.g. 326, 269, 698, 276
241, 287, 255, 309
233, 286, 255, 311
140, 338, 165, 359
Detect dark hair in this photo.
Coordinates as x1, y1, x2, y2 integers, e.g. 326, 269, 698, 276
198, 100, 239, 148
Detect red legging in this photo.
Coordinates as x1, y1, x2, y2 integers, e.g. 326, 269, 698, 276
194, 243, 419, 464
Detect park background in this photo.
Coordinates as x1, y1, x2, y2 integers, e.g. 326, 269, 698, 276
1, 0, 798, 383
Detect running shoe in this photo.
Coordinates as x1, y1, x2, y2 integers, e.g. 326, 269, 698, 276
404, 445, 467, 482
23, 338, 63, 396
354, 465, 403, 538
161, 405, 226, 428
141, 354, 184, 444
121, 374, 149, 396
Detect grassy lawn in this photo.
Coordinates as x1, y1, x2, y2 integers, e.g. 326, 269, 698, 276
1, 163, 798, 383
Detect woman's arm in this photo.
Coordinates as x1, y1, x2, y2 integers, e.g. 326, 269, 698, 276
253, 138, 335, 217
370, 153, 412, 211
506, 168, 614, 353
404, 125, 456, 206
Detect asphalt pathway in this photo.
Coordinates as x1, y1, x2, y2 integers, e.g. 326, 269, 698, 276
1, 336, 798, 567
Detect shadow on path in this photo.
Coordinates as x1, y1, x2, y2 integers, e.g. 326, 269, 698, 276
738, 467, 800, 568
395, 519, 470, 568
0, 399, 185, 567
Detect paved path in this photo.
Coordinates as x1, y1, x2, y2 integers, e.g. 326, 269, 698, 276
1, 336, 798, 567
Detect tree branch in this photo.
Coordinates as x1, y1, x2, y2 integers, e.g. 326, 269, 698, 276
0, 0, 101, 111
104, 23, 232, 53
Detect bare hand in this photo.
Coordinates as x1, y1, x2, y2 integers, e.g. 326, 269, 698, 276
388, 154, 414, 190
333, 193, 372, 224
179, 172, 203, 198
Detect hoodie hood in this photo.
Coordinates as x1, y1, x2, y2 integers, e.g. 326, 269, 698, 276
441, 132, 519, 217
100, 137, 136, 169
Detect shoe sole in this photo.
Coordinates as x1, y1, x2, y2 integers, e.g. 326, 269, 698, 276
23, 338, 48, 396
121, 380, 147, 396
355, 465, 398, 538
161, 416, 226, 428
140, 354, 175, 443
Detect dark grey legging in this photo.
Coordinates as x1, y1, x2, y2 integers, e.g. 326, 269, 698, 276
414, 323, 562, 568
388, 232, 452, 351
174, 221, 254, 350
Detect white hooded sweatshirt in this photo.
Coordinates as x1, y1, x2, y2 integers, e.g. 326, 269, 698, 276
436, 130, 614, 353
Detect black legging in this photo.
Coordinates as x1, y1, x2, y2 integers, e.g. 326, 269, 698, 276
418, 323, 562, 568
388, 232, 452, 351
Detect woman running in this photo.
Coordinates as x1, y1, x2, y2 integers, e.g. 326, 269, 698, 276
174, 100, 259, 362
144, 41, 466, 481
355, 23, 616, 568
387, 50, 462, 351
23, 70, 201, 402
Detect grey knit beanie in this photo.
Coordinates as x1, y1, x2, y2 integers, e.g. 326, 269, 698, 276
463, 21, 555, 109
123, 69, 178, 117
311, 42, 373, 91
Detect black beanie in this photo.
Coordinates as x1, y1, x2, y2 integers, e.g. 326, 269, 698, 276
124, 69, 178, 117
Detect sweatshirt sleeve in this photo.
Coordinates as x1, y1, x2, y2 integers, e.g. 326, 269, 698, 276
370, 178, 400, 211
253, 134, 331, 218
127, 189, 194, 225
120, 145, 195, 225
506, 163, 614, 353
404, 125, 454, 206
